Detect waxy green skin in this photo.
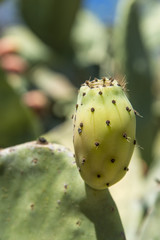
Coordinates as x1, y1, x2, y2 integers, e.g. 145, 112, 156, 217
73, 78, 136, 190
0, 140, 126, 240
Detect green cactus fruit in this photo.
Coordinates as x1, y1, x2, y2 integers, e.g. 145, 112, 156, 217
0, 140, 126, 240
73, 77, 136, 190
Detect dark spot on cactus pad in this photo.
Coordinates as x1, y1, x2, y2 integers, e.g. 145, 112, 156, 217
124, 167, 129, 171
110, 206, 115, 212
37, 137, 48, 144
78, 128, 82, 134
94, 78, 98, 82
103, 84, 106, 87
106, 183, 110, 187
111, 158, 115, 163
83, 92, 86, 96
122, 133, 127, 139
64, 184, 68, 189
102, 77, 106, 82
106, 120, 110, 126
71, 114, 74, 119
95, 142, 99, 147
30, 203, 34, 210
76, 104, 78, 110
97, 174, 101, 178
32, 158, 38, 164
126, 106, 131, 112
73, 154, 75, 158
91, 107, 95, 112
78, 167, 81, 172
112, 100, 116, 104
134, 110, 137, 115
85, 80, 90, 86
109, 77, 114, 82
110, 83, 114, 86
117, 83, 121, 87
81, 103, 83, 106
82, 158, 86, 164
133, 139, 136, 145
76, 220, 81, 226
80, 122, 83, 128
99, 91, 102, 95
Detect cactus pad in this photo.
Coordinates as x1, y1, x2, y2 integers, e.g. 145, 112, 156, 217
0, 140, 126, 239
73, 77, 136, 190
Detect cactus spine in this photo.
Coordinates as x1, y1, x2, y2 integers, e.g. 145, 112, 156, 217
73, 77, 136, 190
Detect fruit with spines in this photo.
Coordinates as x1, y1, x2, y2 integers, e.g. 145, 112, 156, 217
73, 77, 136, 190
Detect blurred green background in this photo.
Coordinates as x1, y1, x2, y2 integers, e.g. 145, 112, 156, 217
1, 0, 160, 239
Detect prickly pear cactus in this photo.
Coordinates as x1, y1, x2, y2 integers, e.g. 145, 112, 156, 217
0, 140, 126, 240
19, 0, 80, 53
73, 77, 136, 190
114, 0, 153, 166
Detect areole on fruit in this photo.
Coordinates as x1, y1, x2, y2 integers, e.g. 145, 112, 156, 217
73, 77, 136, 190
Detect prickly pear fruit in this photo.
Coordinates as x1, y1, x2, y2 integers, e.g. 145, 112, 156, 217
73, 77, 136, 190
